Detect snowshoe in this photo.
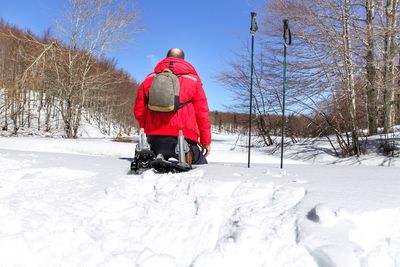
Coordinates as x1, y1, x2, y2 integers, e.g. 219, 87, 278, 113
130, 148, 156, 174
129, 129, 192, 174
130, 128, 156, 174
151, 155, 191, 173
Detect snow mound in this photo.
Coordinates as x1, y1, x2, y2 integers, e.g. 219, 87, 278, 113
307, 204, 339, 226
111, 169, 313, 267
303, 204, 400, 267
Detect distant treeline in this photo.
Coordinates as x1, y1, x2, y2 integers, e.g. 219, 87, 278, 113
210, 111, 322, 141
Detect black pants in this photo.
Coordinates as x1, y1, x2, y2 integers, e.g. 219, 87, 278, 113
147, 135, 207, 165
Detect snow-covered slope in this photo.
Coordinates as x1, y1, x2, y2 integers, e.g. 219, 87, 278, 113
0, 135, 399, 267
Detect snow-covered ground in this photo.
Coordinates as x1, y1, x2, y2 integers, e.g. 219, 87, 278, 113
0, 133, 399, 267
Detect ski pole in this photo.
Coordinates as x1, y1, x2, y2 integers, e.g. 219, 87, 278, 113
248, 12, 258, 168
280, 19, 291, 169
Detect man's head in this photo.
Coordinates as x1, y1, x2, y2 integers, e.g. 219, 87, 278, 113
166, 48, 185, 59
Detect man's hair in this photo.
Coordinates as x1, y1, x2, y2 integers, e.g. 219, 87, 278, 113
166, 48, 185, 59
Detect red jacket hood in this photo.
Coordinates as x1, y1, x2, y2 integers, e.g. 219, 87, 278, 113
154, 57, 198, 76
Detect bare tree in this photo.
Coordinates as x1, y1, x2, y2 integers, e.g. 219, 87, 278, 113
51, 0, 140, 138
382, 0, 399, 133
218, 0, 400, 156
364, 0, 378, 135
0, 13, 140, 137
341, 0, 361, 155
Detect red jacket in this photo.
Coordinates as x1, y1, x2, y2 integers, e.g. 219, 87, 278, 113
134, 57, 211, 145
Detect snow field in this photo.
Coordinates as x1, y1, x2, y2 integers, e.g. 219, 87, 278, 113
0, 136, 400, 266
0, 150, 315, 266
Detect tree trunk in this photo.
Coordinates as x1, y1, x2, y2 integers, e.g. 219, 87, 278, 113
342, 0, 360, 156
383, 0, 399, 133
37, 91, 43, 131
2, 93, 8, 131
365, 0, 378, 135
62, 99, 74, 138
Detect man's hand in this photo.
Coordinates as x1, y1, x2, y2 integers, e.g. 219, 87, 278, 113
201, 144, 211, 157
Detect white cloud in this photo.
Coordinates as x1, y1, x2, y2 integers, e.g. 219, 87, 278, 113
146, 54, 158, 68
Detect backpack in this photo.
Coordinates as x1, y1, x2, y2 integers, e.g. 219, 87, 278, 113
148, 63, 191, 112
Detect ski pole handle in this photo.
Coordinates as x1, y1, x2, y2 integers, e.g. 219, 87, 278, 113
283, 19, 292, 45
250, 12, 258, 34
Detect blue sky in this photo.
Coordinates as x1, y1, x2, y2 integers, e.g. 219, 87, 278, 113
0, 0, 265, 111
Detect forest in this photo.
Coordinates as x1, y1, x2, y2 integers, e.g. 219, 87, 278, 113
0, 0, 139, 138
220, 0, 400, 157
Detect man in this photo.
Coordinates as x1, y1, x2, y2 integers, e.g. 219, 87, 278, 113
134, 48, 211, 165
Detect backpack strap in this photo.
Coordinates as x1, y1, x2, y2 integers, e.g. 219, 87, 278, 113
177, 100, 192, 109
162, 68, 173, 73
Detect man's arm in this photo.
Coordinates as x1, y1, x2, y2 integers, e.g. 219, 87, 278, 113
192, 79, 211, 148
133, 82, 146, 128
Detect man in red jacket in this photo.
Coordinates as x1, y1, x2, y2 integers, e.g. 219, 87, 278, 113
134, 48, 211, 165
